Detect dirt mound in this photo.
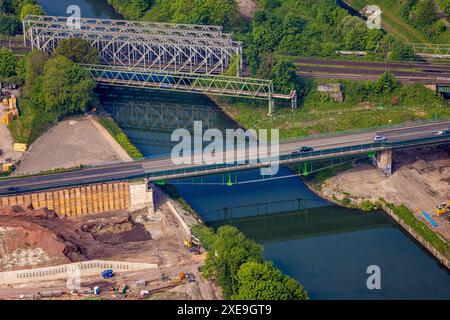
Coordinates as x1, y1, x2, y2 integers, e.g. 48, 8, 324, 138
0, 219, 84, 269
0, 205, 58, 219
0, 209, 154, 270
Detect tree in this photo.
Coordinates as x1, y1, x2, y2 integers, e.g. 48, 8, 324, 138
55, 38, 99, 64
442, 0, 450, 16
0, 13, 19, 35
270, 58, 297, 94
410, 0, 437, 29
23, 49, 48, 97
0, 48, 17, 80
375, 72, 398, 95
232, 261, 309, 300
42, 56, 95, 118
390, 41, 415, 61
19, 2, 43, 20
203, 225, 263, 298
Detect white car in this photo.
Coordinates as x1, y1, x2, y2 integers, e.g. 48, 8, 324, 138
373, 135, 386, 142
435, 130, 450, 136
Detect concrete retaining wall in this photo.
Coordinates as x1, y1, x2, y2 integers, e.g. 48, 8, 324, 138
0, 260, 157, 285
382, 204, 450, 270
0, 180, 154, 217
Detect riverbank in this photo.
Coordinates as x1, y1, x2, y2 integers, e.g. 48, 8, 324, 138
302, 145, 450, 269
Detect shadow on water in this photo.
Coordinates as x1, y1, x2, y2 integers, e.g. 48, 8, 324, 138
209, 206, 393, 243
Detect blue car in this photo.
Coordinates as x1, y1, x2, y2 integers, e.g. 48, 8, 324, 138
101, 269, 114, 279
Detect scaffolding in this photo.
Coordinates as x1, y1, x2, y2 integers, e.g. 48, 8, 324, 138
22, 15, 243, 75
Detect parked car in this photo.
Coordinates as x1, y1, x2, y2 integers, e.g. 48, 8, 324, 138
373, 135, 386, 142
101, 269, 114, 279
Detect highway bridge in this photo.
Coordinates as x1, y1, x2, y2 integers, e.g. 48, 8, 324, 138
0, 121, 449, 195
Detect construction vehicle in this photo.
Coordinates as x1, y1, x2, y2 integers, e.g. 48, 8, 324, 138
435, 201, 450, 216
184, 236, 201, 254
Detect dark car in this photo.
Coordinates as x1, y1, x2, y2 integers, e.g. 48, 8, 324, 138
299, 146, 314, 152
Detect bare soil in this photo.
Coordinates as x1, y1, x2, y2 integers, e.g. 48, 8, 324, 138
317, 145, 450, 241
0, 205, 221, 300
236, 0, 259, 19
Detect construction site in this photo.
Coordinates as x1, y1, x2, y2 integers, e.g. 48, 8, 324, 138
0, 185, 220, 300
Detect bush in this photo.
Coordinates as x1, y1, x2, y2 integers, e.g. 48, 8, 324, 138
0, 13, 19, 36
360, 200, 376, 212
96, 117, 143, 159
0, 48, 17, 80
232, 261, 308, 300
55, 38, 99, 64
375, 72, 398, 95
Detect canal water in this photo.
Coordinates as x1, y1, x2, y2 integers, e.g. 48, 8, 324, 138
39, 0, 450, 300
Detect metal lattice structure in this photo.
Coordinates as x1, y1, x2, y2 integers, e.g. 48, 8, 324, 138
81, 64, 279, 109
103, 101, 220, 131
22, 15, 243, 75
409, 43, 450, 59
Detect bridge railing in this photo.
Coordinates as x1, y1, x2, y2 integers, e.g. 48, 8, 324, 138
82, 64, 275, 100
144, 134, 450, 181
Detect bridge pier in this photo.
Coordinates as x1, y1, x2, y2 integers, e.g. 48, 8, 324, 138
376, 149, 392, 176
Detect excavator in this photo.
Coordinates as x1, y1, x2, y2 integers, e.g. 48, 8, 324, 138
435, 201, 450, 216
183, 237, 201, 254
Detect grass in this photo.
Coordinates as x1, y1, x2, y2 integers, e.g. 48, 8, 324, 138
95, 116, 144, 160
347, 0, 449, 43
219, 80, 449, 140
385, 203, 449, 257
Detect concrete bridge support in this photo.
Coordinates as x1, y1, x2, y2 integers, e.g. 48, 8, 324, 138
376, 149, 392, 176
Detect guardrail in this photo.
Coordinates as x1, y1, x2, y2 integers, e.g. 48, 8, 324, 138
145, 134, 450, 181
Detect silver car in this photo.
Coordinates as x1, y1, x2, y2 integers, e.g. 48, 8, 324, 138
373, 135, 386, 142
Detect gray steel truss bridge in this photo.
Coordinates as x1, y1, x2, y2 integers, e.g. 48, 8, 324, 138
22, 15, 243, 75
82, 64, 297, 114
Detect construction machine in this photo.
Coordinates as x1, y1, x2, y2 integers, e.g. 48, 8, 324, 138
435, 201, 450, 216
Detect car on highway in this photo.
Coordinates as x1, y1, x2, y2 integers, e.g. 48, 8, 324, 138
299, 146, 314, 152
435, 130, 450, 136
373, 135, 386, 142
290, 146, 314, 157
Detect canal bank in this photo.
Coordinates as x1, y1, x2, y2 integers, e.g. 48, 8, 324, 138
94, 86, 450, 299
35, 0, 450, 299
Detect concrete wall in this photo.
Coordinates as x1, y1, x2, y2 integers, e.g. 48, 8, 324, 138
0, 260, 157, 285
0, 180, 154, 217
377, 149, 392, 176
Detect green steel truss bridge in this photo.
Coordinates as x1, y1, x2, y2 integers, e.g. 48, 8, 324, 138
102, 100, 221, 132
22, 15, 243, 75
82, 64, 297, 114
409, 43, 450, 59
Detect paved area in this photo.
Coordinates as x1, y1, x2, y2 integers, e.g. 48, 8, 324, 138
14, 116, 131, 175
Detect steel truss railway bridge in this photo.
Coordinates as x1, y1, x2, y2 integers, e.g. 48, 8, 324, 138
22, 15, 296, 113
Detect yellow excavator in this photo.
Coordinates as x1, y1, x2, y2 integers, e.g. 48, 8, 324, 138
435, 201, 450, 216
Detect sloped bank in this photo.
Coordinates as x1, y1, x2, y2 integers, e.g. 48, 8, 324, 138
300, 151, 450, 270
